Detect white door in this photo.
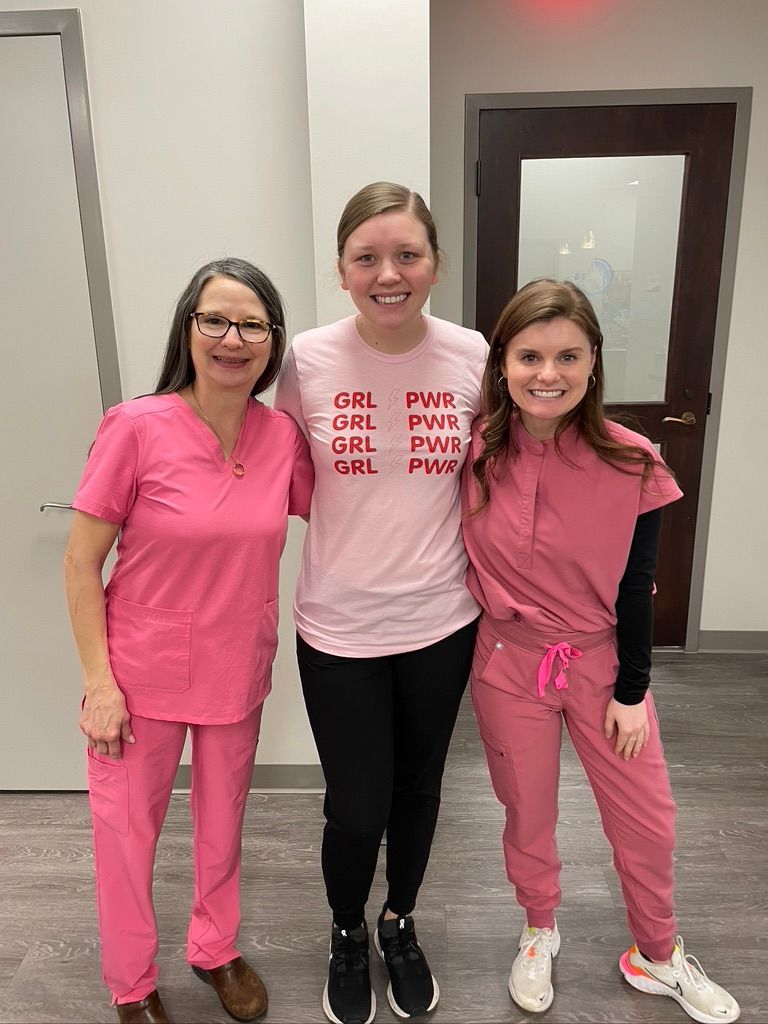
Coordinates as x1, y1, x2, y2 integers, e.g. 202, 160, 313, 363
0, 34, 113, 789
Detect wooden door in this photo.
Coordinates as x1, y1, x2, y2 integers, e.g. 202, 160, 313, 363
473, 103, 736, 646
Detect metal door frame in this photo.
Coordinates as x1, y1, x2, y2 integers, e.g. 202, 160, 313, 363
1, 8, 121, 409
463, 87, 751, 653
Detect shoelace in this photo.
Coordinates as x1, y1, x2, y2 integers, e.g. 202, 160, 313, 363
671, 936, 714, 993
380, 918, 423, 969
333, 929, 368, 975
519, 928, 554, 978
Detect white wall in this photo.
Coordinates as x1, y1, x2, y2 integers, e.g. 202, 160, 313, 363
303, 0, 430, 325
0, 0, 319, 764
0, 0, 431, 768
8, 0, 757, 783
430, 0, 768, 634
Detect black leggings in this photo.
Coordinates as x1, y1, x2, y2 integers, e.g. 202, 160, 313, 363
297, 619, 477, 930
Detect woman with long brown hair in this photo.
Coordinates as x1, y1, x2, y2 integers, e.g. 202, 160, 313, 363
461, 278, 739, 1023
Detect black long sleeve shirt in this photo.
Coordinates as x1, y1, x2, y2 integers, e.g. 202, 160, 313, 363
613, 507, 663, 705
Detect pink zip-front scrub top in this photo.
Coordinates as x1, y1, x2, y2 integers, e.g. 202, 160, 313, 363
73, 393, 314, 724
461, 417, 683, 634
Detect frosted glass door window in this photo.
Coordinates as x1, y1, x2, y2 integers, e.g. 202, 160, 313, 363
518, 156, 685, 402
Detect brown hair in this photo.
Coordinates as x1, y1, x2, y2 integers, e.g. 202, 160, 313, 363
470, 278, 671, 513
336, 181, 441, 266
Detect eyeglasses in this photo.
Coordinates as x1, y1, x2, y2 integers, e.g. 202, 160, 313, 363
189, 312, 275, 345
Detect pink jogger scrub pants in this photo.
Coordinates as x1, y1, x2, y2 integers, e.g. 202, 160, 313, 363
471, 616, 677, 963
86, 705, 263, 1005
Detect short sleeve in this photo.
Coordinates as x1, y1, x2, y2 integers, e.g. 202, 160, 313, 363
274, 346, 309, 439
638, 446, 683, 515
288, 421, 314, 516
72, 406, 140, 524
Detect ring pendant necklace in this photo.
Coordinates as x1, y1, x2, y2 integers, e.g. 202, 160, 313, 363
190, 386, 247, 478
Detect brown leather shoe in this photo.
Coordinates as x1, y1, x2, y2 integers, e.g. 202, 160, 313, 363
192, 956, 268, 1022
116, 989, 169, 1024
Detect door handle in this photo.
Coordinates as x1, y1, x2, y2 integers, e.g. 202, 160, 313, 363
39, 502, 74, 512
662, 411, 696, 426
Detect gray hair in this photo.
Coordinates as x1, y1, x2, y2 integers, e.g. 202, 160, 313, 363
155, 257, 286, 397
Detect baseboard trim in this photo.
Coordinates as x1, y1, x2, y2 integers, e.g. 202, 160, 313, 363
697, 630, 768, 653
173, 763, 325, 792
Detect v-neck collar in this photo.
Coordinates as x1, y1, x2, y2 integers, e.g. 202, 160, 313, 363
169, 391, 257, 469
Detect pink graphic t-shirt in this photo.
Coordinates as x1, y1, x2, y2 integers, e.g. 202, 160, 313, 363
275, 314, 488, 657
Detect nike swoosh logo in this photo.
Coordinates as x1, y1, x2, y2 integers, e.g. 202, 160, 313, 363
649, 974, 683, 997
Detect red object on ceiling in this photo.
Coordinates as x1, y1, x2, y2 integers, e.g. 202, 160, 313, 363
519, 0, 613, 24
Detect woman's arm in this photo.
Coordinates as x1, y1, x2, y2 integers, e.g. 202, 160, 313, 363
64, 510, 134, 759
604, 507, 663, 760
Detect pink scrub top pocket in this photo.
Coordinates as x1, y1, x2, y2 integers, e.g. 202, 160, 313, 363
107, 593, 192, 694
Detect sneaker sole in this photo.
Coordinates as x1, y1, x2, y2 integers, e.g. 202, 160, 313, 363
507, 928, 560, 1014
322, 979, 376, 1024
619, 951, 739, 1024
373, 929, 440, 1018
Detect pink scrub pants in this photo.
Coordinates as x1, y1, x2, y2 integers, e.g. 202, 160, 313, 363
471, 616, 677, 962
86, 705, 263, 1005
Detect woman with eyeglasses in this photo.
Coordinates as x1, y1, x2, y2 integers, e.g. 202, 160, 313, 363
64, 258, 313, 1024
461, 278, 739, 1023
275, 182, 487, 1024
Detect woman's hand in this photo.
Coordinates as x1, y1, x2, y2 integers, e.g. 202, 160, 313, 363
603, 697, 649, 760
80, 680, 134, 759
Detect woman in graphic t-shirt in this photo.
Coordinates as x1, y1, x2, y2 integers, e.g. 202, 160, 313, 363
276, 182, 487, 1024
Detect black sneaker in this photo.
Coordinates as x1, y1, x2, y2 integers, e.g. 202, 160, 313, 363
323, 921, 375, 1024
374, 905, 439, 1018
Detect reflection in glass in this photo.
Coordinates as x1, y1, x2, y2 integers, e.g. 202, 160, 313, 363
518, 156, 686, 403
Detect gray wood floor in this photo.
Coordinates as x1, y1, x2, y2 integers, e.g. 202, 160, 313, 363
1, 652, 766, 1024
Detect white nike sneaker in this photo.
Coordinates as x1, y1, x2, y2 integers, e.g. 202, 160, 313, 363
508, 921, 560, 1013
619, 936, 740, 1023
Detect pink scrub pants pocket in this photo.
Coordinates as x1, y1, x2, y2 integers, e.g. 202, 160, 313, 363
473, 635, 527, 698
472, 671, 556, 809
476, 719, 516, 800
107, 593, 192, 693
87, 748, 129, 836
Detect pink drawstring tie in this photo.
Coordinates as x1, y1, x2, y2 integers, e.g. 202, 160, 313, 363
537, 642, 583, 698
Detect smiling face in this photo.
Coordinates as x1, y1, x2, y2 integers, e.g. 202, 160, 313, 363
188, 275, 273, 399
338, 208, 438, 342
502, 317, 596, 440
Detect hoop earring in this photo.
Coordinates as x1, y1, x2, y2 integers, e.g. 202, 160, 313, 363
588, 373, 596, 390
497, 376, 508, 393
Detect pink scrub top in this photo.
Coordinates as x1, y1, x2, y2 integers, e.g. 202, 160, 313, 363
461, 417, 683, 634
73, 393, 314, 724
